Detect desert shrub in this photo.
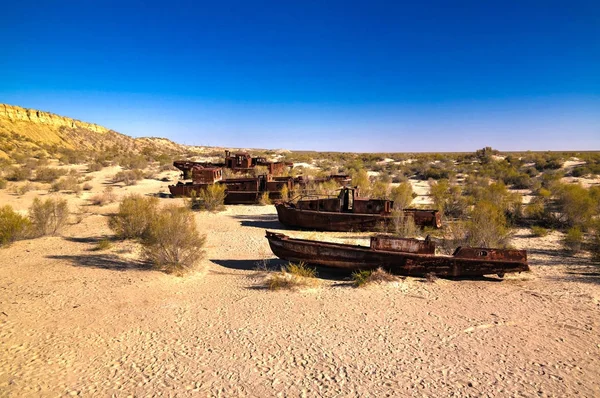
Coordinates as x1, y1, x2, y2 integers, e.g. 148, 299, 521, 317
352, 268, 398, 287
470, 182, 523, 223
390, 182, 414, 209
251, 165, 270, 177
35, 167, 67, 183
267, 262, 319, 290
142, 205, 206, 275
195, 184, 226, 212
351, 169, 370, 196
280, 185, 290, 201
0, 178, 6, 189
87, 162, 104, 172
563, 227, 583, 253
90, 187, 117, 206
370, 180, 389, 199
108, 194, 159, 239
551, 183, 596, 229
466, 201, 511, 248
82, 182, 93, 191
390, 210, 419, 238
29, 197, 69, 237
531, 226, 549, 237
0, 205, 31, 246
6, 166, 32, 181
113, 169, 144, 185
50, 175, 81, 193
15, 182, 36, 196
429, 179, 469, 219
259, 192, 271, 205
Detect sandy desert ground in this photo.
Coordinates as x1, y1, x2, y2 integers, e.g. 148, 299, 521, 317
1, 166, 599, 397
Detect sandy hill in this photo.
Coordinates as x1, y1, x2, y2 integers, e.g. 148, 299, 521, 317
0, 104, 187, 159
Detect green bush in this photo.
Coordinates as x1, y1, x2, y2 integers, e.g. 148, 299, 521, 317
29, 197, 69, 237
466, 201, 511, 248
196, 184, 226, 211
108, 194, 159, 239
142, 205, 206, 275
563, 227, 583, 253
390, 182, 414, 209
429, 179, 469, 219
0, 205, 31, 246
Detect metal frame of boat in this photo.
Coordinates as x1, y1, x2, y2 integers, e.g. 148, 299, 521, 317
265, 231, 529, 278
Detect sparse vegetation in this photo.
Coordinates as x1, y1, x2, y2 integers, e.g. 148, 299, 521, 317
531, 226, 550, 237
0, 205, 31, 246
35, 167, 67, 183
390, 210, 419, 238
390, 182, 414, 209
352, 268, 398, 287
191, 184, 226, 212
466, 201, 512, 248
142, 205, 206, 275
91, 186, 117, 206
29, 197, 69, 237
259, 192, 271, 206
113, 169, 144, 185
108, 194, 159, 239
267, 262, 319, 290
563, 227, 583, 253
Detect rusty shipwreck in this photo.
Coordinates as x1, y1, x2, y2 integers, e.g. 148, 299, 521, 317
275, 187, 441, 231
265, 231, 529, 278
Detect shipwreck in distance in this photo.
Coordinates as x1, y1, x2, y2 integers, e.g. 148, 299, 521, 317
275, 187, 442, 231
265, 231, 529, 278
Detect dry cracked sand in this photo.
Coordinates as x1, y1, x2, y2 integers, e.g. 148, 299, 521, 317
1, 167, 599, 397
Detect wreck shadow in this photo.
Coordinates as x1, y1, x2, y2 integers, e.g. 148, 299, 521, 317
527, 248, 590, 267
231, 214, 288, 230
47, 254, 151, 271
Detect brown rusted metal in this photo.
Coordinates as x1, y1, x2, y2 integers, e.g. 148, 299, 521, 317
275, 187, 441, 231
370, 235, 436, 254
265, 231, 529, 278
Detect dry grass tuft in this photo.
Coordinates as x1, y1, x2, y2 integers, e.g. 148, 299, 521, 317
352, 267, 398, 287
267, 262, 319, 290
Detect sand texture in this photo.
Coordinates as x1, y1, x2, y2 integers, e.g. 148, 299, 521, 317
1, 168, 600, 397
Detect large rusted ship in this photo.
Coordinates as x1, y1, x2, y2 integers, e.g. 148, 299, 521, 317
275, 187, 441, 231
265, 231, 529, 278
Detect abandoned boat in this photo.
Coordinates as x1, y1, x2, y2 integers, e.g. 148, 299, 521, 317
265, 231, 529, 278
275, 187, 441, 231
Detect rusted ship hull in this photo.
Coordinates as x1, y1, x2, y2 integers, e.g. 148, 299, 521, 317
265, 231, 529, 277
275, 203, 441, 232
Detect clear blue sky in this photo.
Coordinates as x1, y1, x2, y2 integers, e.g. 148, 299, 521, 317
1, 1, 599, 152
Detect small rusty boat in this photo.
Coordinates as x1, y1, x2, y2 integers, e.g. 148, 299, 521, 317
275, 187, 441, 231
265, 231, 529, 278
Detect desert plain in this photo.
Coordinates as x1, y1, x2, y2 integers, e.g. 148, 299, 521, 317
0, 162, 599, 397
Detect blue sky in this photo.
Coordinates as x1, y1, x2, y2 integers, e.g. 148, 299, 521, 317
1, 1, 599, 152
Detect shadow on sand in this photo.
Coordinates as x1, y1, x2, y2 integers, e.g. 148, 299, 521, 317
47, 254, 150, 271
231, 214, 287, 229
